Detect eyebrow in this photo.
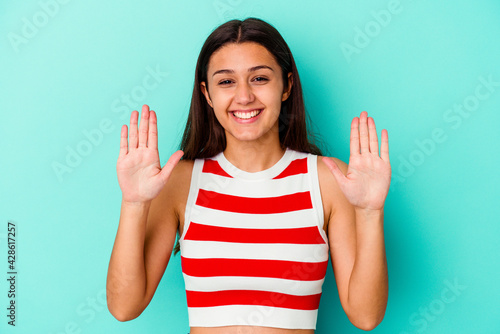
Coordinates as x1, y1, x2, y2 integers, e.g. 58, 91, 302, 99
212, 65, 274, 77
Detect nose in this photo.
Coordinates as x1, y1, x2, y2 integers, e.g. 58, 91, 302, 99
234, 81, 255, 105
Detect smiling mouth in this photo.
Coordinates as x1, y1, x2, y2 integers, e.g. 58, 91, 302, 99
232, 109, 263, 119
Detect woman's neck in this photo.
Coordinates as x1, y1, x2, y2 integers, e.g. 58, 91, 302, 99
223, 137, 285, 173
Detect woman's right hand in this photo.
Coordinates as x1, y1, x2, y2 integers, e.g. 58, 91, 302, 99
117, 104, 184, 204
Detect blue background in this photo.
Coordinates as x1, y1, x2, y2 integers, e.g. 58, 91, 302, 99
1, 0, 499, 333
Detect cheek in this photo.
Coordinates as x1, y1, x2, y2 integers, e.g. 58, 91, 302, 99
210, 94, 231, 120
262, 88, 284, 112
210, 89, 231, 106
267, 81, 285, 102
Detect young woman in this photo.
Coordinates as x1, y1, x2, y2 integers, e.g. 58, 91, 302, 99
107, 18, 391, 333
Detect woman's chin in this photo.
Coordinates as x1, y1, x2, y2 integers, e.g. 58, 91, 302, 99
226, 128, 278, 145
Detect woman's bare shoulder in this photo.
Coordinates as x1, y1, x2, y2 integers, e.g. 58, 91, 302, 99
316, 156, 347, 190
170, 159, 195, 184
162, 158, 194, 200
316, 156, 349, 222
317, 155, 347, 173
150, 158, 194, 219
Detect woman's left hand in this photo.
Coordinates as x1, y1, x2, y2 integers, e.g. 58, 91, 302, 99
322, 111, 391, 212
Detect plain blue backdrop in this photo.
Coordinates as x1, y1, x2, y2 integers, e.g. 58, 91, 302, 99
1, 0, 499, 333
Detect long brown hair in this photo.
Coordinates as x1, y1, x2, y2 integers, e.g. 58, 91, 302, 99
173, 17, 323, 254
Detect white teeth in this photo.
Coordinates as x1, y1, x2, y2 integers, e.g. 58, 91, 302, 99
233, 109, 262, 119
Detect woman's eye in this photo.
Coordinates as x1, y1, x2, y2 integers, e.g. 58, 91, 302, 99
218, 77, 268, 85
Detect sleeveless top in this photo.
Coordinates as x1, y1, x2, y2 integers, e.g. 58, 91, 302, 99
179, 149, 330, 329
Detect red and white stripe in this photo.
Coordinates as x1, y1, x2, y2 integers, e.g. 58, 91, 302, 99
180, 149, 329, 329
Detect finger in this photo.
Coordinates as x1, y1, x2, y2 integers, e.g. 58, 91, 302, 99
350, 117, 360, 156
359, 111, 369, 154
381, 129, 390, 162
148, 110, 158, 150
322, 157, 347, 188
138, 104, 150, 148
368, 117, 379, 155
129, 110, 139, 150
119, 125, 128, 158
159, 150, 185, 184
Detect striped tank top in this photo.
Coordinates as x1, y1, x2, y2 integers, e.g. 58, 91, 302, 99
179, 148, 330, 329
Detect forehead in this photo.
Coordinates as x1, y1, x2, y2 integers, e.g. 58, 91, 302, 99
207, 42, 280, 74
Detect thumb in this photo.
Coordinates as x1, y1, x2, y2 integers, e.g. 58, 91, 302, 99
158, 150, 185, 184
322, 157, 347, 188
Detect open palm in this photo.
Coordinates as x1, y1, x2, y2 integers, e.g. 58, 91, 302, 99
116, 105, 184, 204
323, 111, 391, 211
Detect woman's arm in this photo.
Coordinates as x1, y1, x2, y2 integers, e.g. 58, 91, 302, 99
319, 111, 391, 330
106, 192, 179, 321
106, 105, 184, 321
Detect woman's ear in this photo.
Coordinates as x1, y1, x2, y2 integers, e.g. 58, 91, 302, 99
281, 72, 293, 102
200, 82, 213, 108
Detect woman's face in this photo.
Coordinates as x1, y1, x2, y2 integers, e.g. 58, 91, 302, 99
201, 42, 292, 145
